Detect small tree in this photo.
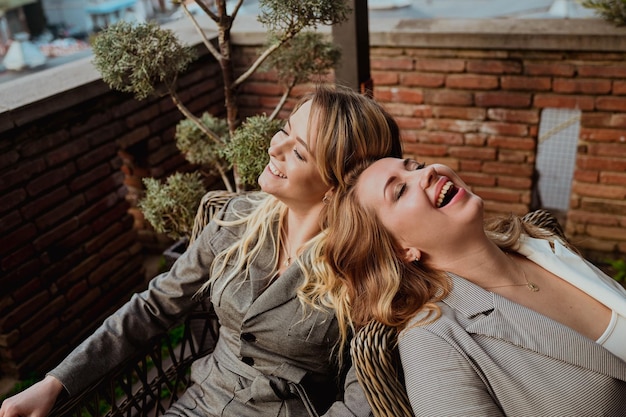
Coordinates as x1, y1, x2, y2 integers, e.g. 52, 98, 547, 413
92, 0, 348, 239
580, 0, 626, 26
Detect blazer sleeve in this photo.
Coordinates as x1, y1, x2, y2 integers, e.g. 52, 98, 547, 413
47, 202, 232, 396
322, 364, 373, 417
399, 326, 505, 417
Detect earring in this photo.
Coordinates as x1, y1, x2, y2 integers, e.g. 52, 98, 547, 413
414, 256, 420, 262
322, 195, 330, 204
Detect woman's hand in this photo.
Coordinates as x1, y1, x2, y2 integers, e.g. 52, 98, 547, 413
0, 375, 63, 417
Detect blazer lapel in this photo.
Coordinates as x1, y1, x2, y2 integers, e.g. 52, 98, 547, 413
446, 274, 626, 382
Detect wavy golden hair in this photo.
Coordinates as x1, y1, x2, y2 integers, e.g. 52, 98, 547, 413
195, 84, 403, 362
326, 160, 574, 335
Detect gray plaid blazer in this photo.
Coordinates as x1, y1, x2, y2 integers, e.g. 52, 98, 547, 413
399, 236, 626, 417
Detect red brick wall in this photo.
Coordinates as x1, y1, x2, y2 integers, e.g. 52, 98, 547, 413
0, 54, 224, 378
369, 47, 626, 262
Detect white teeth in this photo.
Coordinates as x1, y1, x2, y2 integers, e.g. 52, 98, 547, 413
437, 181, 453, 207
268, 162, 286, 178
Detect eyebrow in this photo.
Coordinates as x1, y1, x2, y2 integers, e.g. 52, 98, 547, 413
286, 119, 310, 153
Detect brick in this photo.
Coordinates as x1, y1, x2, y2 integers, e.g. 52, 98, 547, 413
600, 172, 626, 186
56, 255, 100, 289
25, 163, 77, 197
461, 172, 496, 187
401, 73, 445, 88
524, 62, 575, 77
395, 116, 426, 130
0, 189, 27, 215
446, 74, 499, 90
553, 78, 612, 95
100, 230, 137, 258
415, 130, 464, 145
572, 183, 626, 200
499, 150, 529, 163
487, 108, 539, 124
0, 212, 25, 244
20, 187, 71, 221
46, 140, 90, 167
574, 169, 600, 183
88, 252, 131, 286
426, 119, 481, 133
579, 198, 626, 216
433, 106, 485, 121
423, 89, 473, 106
376, 87, 423, 104
415, 58, 465, 73
501, 76, 551, 91
466, 59, 522, 75
0, 150, 19, 171
464, 133, 488, 146
480, 122, 528, 137
402, 143, 448, 157
533, 94, 595, 111
449, 146, 496, 161
483, 200, 529, 216
578, 155, 626, 172
33, 217, 81, 252
596, 96, 626, 112
580, 127, 626, 143
614, 80, 626, 96
372, 71, 399, 86
1, 244, 35, 271
76, 142, 118, 172
34, 195, 85, 231
1, 224, 38, 255
69, 109, 113, 137
581, 112, 613, 128
475, 187, 526, 203
70, 163, 112, 192
371, 57, 414, 71
1, 291, 50, 331
483, 161, 534, 177
475, 92, 531, 108
21, 130, 70, 158
587, 224, 626, 241
578, 65, 626, 79
587, 143, 626, 157
498, 176, 533, 189
0, 158, 46, 192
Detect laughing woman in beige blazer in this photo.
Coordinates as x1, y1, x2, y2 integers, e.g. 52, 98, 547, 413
0, 86, 402, 417
326, 157, 626, 416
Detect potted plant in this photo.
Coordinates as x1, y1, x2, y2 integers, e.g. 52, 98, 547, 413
580, 0, 626, 25
91, 0, 348, 242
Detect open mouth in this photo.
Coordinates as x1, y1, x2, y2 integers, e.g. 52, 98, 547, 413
268, 162, 286, 178
436, 180, 458, 208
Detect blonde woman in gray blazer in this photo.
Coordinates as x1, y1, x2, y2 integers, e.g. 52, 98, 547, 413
0, 86, 403, 417
326, 157, 626, 416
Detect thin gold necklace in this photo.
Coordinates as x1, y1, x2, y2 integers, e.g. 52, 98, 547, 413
485, 253, 540, 292
280, 226, 293, 267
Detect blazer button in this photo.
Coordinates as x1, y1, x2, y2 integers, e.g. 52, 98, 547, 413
241, 332, 256, 342
242, 356, 254, 366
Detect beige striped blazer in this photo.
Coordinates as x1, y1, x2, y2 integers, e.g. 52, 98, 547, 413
399, 236, 626, 416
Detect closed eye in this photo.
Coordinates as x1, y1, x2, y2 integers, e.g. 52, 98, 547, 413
294, 148, 304, 161
395, 183, 406, 201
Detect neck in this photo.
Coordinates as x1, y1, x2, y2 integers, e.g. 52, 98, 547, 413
282, 204, 324, 254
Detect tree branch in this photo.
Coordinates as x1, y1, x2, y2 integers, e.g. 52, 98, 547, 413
183, 3, 222, 61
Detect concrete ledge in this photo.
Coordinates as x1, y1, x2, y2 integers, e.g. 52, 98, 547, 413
369, 18, 626, 51
1, 15, 625, 124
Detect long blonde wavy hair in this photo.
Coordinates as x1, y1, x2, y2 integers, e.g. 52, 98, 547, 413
194, 84, 403, 360
326, 159, 574, 335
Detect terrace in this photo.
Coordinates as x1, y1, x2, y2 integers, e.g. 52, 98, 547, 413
1, 0, 625, 408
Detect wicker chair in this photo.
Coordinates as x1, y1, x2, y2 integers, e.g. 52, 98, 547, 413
49, 190, 236, 417
350, 209, 566, 417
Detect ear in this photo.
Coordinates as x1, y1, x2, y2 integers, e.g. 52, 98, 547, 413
323, 188, 335, 204
401, 247, 422, 264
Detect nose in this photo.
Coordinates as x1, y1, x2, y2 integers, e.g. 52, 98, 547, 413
268, 130, 290, 159
417, 165, 437, 189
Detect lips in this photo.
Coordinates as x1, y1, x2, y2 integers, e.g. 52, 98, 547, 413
268, 161, 286, 178
436, 180, 458, 208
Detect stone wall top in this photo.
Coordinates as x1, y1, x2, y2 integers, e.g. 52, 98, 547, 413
2, 14, 625, 130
